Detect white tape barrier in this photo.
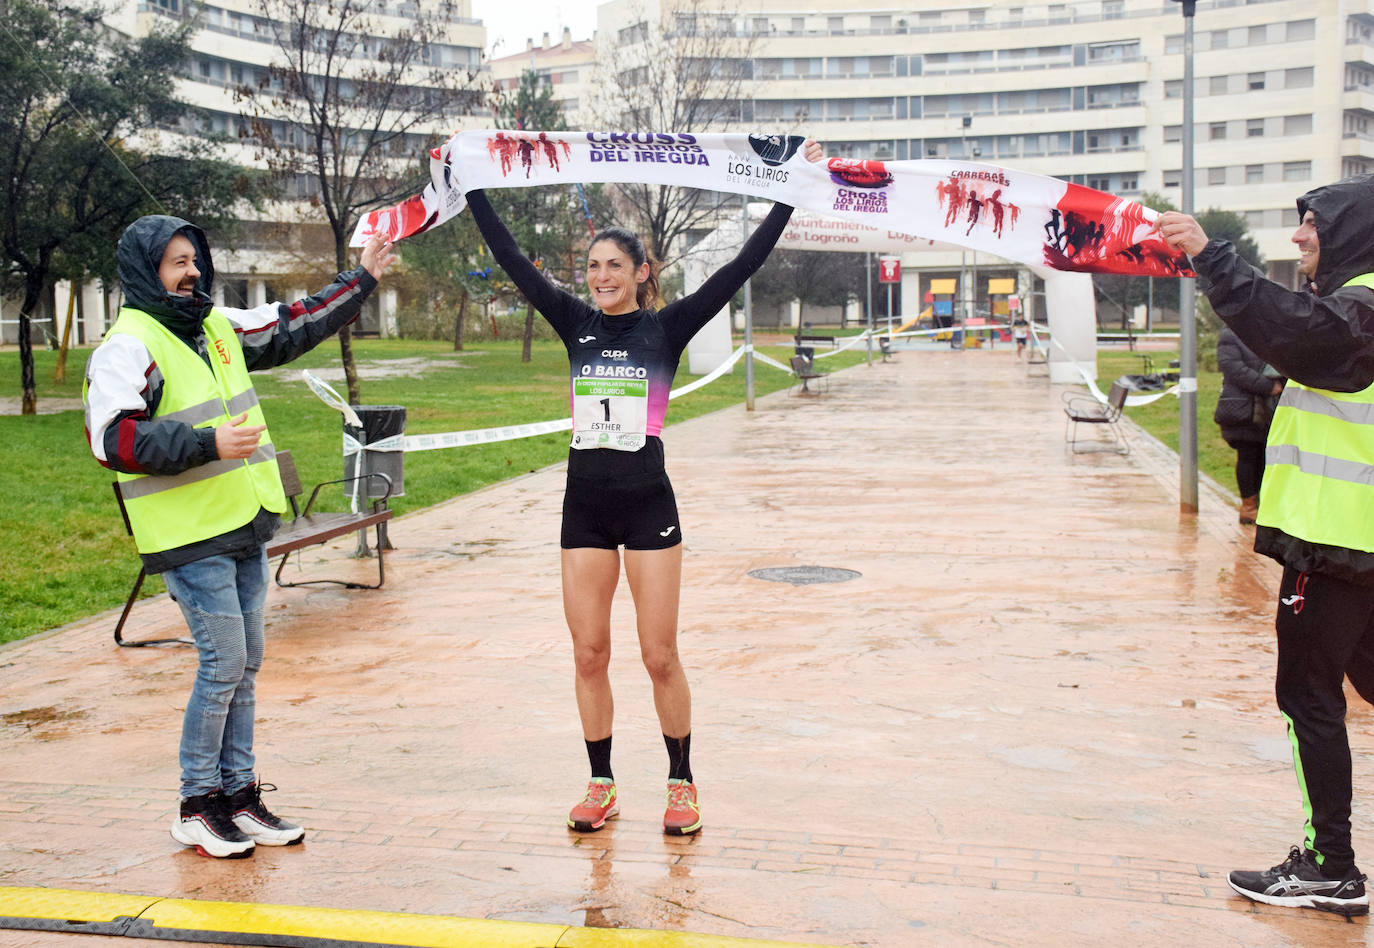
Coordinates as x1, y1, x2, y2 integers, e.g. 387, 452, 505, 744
326, 344, 804, 458
301, 371, 363, 427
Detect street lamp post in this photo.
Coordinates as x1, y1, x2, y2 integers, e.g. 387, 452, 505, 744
1173, 0, 1199, 513
741, 196, 755, 411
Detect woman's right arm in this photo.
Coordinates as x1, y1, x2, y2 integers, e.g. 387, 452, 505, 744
466, 189, 578, 323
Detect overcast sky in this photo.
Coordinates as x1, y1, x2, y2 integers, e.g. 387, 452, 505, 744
471, 0, 601, 59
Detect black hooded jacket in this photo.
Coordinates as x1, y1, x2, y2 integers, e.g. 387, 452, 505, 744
1191, 174, 1374, 582
85, 215, 378, 572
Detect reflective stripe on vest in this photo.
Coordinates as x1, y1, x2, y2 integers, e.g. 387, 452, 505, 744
1258, 272, 1374, 552
108, 307, 287, 554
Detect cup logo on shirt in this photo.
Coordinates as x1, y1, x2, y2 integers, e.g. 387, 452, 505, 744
214, 339, 231, 365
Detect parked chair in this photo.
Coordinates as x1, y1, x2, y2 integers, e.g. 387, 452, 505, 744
1063, 380, 1130, 455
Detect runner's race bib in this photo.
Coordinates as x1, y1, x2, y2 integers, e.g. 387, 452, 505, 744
572, 377, 648, 451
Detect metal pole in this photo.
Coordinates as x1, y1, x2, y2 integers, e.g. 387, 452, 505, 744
1178, 0, 1199, 513
866, 253, 873, 365
887, 282, 893, 338
742, 198, 755, 411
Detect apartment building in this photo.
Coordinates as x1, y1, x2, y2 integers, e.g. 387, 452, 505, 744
588, 0, 1373, 309
16, 0, 488, 345
488, 28, 598, 129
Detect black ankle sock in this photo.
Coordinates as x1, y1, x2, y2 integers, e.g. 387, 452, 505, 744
663, 732, 693, 783
585, 736, 613, 780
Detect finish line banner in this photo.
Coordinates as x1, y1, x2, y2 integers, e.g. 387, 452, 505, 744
351, 130, 1191, 278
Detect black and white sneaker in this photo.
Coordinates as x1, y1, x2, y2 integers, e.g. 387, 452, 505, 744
225, 780, 305, 846
171, 791, 255, 859
1228, 845, 1369, 916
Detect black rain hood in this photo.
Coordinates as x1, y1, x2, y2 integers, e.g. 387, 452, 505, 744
1296, 173, 1374, 294
117, 215, 216, 334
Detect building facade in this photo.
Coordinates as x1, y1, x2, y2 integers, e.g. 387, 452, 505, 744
588, 0, 1373, 314
7, 0, 489, 345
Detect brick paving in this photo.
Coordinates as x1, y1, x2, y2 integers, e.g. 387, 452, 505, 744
3, 349, 1374, 946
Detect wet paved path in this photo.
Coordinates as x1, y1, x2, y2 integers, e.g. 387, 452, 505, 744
4, 349, 1374, 946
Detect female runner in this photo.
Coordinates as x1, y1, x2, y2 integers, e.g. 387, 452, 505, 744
466, 138, 818, 835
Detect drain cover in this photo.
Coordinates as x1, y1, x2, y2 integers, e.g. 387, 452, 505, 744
748, 566, 861, 585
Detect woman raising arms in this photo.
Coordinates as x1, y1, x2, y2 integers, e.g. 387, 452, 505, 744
466, 138, 820, 835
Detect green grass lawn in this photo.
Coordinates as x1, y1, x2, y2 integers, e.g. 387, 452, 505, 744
1097, 348, 1236, 494
1, 337, 864, 643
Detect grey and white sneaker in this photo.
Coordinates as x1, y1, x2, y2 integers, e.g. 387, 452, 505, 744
171, 791, 254, 859
1228, 845, 1369, 916
225, 780, 305, 846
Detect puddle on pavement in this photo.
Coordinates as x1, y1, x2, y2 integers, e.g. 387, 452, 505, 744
3, 704, 88, 737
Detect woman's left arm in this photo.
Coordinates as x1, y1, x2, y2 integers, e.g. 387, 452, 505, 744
664, 201, 795, 346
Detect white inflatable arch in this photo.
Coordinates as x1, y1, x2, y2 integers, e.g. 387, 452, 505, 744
683, 206, 1096, 385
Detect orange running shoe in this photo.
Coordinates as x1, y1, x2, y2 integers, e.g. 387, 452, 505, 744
663, 779, 702, 836
568, 778, 618, 832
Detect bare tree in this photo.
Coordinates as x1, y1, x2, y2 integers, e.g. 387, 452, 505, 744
235, 0, 483, 402
590, 0, 759, 274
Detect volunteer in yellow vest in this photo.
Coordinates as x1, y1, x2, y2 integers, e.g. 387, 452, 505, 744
1159, 175, 1374, 917
83, 215, 394, 859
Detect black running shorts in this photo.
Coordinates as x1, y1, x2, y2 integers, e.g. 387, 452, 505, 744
561, 473, 682, 550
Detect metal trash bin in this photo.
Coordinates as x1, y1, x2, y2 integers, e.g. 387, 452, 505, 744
343, 405, 404, 554
344, 405, 405, 499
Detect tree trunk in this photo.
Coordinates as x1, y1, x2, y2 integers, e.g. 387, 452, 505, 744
335, 235, 362, 405
340, 325, 360, 405
54, 282, 77, 384
521, 301, 535, 363
453, 292, 467, 351
18, 278, 43, 415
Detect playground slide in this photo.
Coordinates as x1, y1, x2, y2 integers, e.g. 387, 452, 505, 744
887, 305, 933, 337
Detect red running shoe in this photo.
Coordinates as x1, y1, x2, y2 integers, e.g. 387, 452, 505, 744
568, 778, 618, 832
663, 779, 702, 836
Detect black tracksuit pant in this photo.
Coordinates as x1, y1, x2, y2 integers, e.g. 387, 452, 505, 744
1275, 566, 1374, 873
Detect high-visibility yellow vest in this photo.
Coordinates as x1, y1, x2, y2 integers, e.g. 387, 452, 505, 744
102, 307, 286, 554
1258, 273, 1374, 553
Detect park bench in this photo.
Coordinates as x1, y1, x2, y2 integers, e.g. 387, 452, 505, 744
111, 449, 394, 647
878, 337, 894, 362
796, 333, 838, 349
789, 354, 828, 396
1062, 380, 1130, 456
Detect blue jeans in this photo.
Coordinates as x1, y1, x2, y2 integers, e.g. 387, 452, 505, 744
162, 546, 267, 800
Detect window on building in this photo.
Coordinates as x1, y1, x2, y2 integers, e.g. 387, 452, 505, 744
1283, 160, 1312, 181
1210, 121, 1228, 140
1088, 176, 1111, 191
1286, 19, 1316, 42
1248, 72, 1266, 91
1284, 114, 1313, 135
1286, 67, 1314, 88
1211, 30, 1229, 50
1247, 118, 1265, 137
1243, 210, 1264, 228
1249, 25, 1267, 45
1088, 41, 1139, 62
1103, 0, 1123, 19
1048, 5, 1069, 22
1165, 79, 1183, 99
828, 15, 844, 34
789, 16, 803, 33
1209, 167, 1227, 186
1210, 75, 1228, 95
969, 9, 986, 24
1246, 164, 1265, 183
871, 15, 890, 31
1164, 125, 1181, 142
1165, 34, 1182, 54
618, 21, 646, 44
752, 17, 769, 33
1282, 208, 1300, 227
1120, 175, 1138, 191
1164, 170, 1182, 188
